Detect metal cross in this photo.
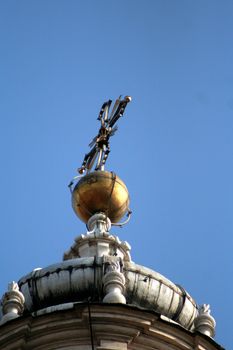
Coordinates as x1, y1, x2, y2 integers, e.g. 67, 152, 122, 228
78, 95, 131, 174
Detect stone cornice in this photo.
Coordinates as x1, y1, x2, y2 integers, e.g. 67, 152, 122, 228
0, 304, 223, 350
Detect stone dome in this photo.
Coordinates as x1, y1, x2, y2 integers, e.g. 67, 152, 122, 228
18, 258, 197, 330
17, 213, 197, 331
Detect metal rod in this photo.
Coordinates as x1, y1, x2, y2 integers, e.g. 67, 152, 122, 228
87, 300, 95, 350
96, 148, 103, 170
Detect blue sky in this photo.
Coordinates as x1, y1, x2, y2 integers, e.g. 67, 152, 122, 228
0, 1, 232, 348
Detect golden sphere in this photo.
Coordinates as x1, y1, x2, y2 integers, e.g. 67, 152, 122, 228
72, 171, 130, 224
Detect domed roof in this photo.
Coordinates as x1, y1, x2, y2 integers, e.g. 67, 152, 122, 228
18, 259, 197, 330
18, 213, 197, 331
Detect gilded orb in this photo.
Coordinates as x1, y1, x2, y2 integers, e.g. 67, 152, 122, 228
72, 171, 130, 224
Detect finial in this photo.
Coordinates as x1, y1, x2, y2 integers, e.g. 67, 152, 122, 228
199, 304, 211, 315
77, 95, 131, 174
70, 96, 132, 225
8, 281, 19, 292
102, 256, 126, 304
194, 304, 216, 338
0, 281, 25, 325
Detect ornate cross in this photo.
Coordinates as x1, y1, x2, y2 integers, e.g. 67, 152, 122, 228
78, 95, 131, 174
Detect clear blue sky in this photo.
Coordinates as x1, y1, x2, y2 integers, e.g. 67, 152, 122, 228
0, 1, 232, 348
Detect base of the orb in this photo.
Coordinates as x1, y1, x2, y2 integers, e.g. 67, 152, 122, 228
63, 212, 132, 262
87, 212, 111, 233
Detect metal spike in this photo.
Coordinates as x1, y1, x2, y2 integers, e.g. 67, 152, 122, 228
103, 100, 112, 122
97, 101, 108, 121
110, 125, 118, 137
108, 95, 121, 122
86, 148, 98, 172
89, 135, 97, 148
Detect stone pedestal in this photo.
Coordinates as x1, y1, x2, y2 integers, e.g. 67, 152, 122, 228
63, 213, 131, 261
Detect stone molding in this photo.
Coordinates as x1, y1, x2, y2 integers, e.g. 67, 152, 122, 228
0, 304, 223, 350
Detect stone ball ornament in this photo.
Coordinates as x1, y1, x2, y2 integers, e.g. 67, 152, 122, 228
72, 170, 130, 224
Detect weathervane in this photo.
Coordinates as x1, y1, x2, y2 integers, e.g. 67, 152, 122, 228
78, 95, 131, 175
70, 95, 132, 226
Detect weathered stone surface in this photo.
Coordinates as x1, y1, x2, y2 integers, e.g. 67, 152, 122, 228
17, 257, 197, 330
0, 304, 223, 350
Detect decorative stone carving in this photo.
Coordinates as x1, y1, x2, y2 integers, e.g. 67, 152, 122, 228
200, 304, 211, 314
0, 281, 25, 325
194, 304, 216, 338
87, 212, 111, 235
63, 213, 131, 261
103, 257, 126, 304
105, 260, 120, 273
